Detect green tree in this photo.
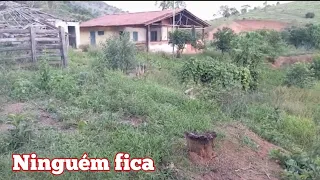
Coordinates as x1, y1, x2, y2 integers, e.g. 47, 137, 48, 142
310, 57, 320, 80
97, 32, 137, 74
284, 63, 315, 88
231, 32, 271, 90
256, 29, 285, 59
219, 5, 231, 18
285, 24, 320, 49
241, 5, 250, 14
230, 8, 240, 16
212, 27, 237, 53
168, 29, 195, 58
155, 1, 186, 10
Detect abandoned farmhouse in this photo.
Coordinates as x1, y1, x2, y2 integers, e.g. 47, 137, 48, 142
79, 8, 210, 53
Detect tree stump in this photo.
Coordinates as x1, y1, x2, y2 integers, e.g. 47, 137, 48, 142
185, 131, 217, 160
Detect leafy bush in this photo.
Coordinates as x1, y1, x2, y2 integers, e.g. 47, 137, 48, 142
306, 12, 315, 18
179, 56, 252, 92
1, 114, 33, 152
310, 56, 320, 80
211, 27, 237, 53
256, 29, 285, 59
37, 59, 51, 93
168, 29, 195, 58
231, 32, 270, 90
10, 78, 37, 101
284, 63, 315, 88
97, 32, 137, 73
270, 150, 320, 180
284, 25, 320, 49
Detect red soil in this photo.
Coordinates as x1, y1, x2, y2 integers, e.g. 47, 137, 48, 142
207, 20, 288, 40
272, 54, 315, 68
180, 122, 285, 180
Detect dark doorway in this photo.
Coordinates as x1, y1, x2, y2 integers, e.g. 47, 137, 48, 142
68, 26, 76, 48
90, 31, 96, 46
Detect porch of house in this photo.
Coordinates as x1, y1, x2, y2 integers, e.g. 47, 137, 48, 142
143, 9, 208, 54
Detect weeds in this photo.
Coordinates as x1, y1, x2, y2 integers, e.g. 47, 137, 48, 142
0, 32, 320, 179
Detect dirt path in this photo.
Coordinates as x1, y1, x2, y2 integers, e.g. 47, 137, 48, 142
0, 102, 69, 132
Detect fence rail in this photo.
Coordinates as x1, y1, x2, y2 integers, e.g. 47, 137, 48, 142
0, 26, 68, 67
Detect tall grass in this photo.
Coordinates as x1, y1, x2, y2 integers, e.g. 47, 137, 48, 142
0, 48, 320, 179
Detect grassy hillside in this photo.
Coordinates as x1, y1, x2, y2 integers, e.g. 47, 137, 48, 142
15, 1, 123, 21
208, 1, 320, 29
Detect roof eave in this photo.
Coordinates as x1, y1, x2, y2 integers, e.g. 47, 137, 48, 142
144, 8, 185, 26
144, 9, 210, 27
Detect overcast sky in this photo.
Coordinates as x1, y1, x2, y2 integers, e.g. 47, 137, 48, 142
105, 1, 292, 21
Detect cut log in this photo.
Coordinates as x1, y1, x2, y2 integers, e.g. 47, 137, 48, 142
185, 131, 217, 159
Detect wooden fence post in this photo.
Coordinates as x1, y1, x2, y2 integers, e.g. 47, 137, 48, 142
65, 33, 69, 51
30, 26, 37, 63
58, 26, 68, 67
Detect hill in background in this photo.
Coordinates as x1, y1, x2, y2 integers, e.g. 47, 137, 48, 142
208, 1, 320, 30
15, 1, 124, 21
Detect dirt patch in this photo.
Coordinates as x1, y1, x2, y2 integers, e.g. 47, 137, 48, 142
272, 54, 314, 68
0, 102, 26, 132
188, 122, 285, 180
37, 108, 62, 129
1, 102, 25, 115
0, 102, 71, 132
207, 20, 288, 40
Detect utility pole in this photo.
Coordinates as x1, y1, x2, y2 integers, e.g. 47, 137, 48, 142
172, 1, 175, 59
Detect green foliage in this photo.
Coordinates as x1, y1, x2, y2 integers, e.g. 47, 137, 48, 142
310, 56, 320, 80
168, 29, 195, 58
37, 59, 51, 93
155, 1, 186, 10
10, 78, 37, 101
231, 32, 270, 90
211, 27, 237, 53
97, 33, 137, 73
256, 29, 285, 59
48, 73, 81, 101
179, 57, 252, 92
284, 24, 320, 49
270, 150, 320, 180
219, 5, 231, 18
306, 12, 315, 18
284, 63, 315, 88
1, 114, 33, 152
280, 115, 317, 148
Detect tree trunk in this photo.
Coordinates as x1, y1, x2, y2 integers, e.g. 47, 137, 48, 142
185, 131, 217, 159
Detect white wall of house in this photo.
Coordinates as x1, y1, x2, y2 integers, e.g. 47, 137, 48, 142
123, 27, 146, 42
55, 20, 80, 48
161, 26, 170, 41
149, 42, 176, 53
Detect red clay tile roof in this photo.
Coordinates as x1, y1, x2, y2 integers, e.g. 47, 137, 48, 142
80, 9, 209, 27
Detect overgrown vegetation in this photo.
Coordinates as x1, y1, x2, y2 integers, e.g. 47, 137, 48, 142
1, 21, 320, 180
283, 62, 315, 88
94, 32, 137, 74
211, 27, 236, 53
168, 29, 197, 58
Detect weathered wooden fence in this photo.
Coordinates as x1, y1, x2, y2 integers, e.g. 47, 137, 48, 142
0, 26, 68, 67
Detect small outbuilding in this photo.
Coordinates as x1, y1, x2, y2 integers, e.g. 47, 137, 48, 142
0, 1, 81, 67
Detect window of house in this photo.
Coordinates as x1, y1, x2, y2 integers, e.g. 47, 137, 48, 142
133, 31, 138, 41
151, 31, 157, 41
98, 31, 104, 35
